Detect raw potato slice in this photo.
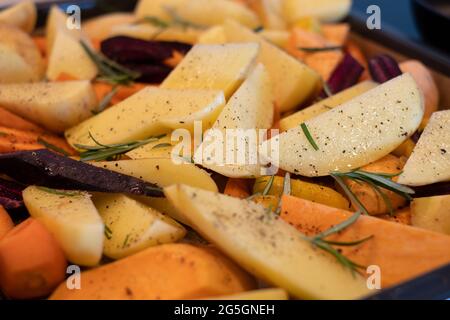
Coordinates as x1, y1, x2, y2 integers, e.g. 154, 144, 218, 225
46, 5, 82, 54
0, 24, 44, 83
398, 110, 450, 186
46, 31, 98, 81
283, 0, 352, 23
261, 74, 424, 176
209, 288, 289, 300
164, 184, 371, 300
22, 186, 104, 267
93, 194, 186, 259
66, 88, 225, 147
223, 20, 320, 112
0, 81, 98, 133
260, 30, 290, 48
0, 1, 37, 33
126, 135, 177, 159
162, 43, 259, 99
194, 64, 274, 178
82, 13, 136, 40
135, 0, 260, 29
256, 0, 287, 30
50, 244, 255, 300
279, 81, 377, 131
110, 24, 202, 44
197, 26, 227, 44
411, 195, 450, 235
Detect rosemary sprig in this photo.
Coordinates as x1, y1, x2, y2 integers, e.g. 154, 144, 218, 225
104, 225, 113, 240
300, 123, 319, 151
152, 142, 172, 149
323, 81, 333, 97
96, 85, 119, 114
37, 137, 70, 156
37, 186, 82, 197
80, 41, 141, 85
262, 175, 275, 196
75, 132, 166, 161
298, 46, 343, 53
136, 16, 170, 28
274, 172, 290, 215
122, 234, 131, 248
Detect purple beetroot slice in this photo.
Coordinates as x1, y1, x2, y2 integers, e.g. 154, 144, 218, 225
0, 178, 25, 209
320, 53, 364, 98
0, 150, 163, 197
123, 63, 172, 84
101, 36, 192, 64
368, 54, 402, 83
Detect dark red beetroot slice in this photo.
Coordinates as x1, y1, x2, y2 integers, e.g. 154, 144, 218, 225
123, 63, 172, 83
0, 178, 25, 209
320, 53, 364, 98
368, 54, 402, 83
0, 150, 163, 197
101, 36, 192, 64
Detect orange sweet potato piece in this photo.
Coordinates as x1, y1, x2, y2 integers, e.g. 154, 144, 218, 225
0, 218, 67, 299
280, 196, 450, 288
321, 23, 350, 46
379, 207, 412, 226
224, 179, 252, 199
50, 243, 256, 300
0, 206, 13, 240
33, 36, 47, 57
0, 107, 44, 133
304, 51, 343, 80
93, 82, 148, 106
346, 41, 370, 81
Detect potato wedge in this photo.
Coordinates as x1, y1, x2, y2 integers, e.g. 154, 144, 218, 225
46, 31, 98, 81
411, 195, 450, 235
197, 26, 227, 44
279, 81, 377, 131
93, 194, 186, 259
0, 81, 98, 133
135, 0, 260, 29
83, 13, 136, 40
66, 88, 225, 147
223, 20, 320, 112
23, 186, 104, 267
0, 1, 37, 33
162, 43, 259, 99
208, 288, 289, 300
398, 110, 450, 186
193, 64, 274, 178
164, 184, 371, 299
0, 24, 44, 83
261, 74, 424, 176
46, 5, 82, 54
283, 0, 352, 23
256, 0, 287, 30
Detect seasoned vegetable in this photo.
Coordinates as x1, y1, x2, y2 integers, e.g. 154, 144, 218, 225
0, 107, 44, 133
0, 1, 37, 33
261, 74, 424, 176
164, 184, 370, 300
0, 206, 13, 240
398, 110, 450, 186
93, 194, 186, 259
209, 288, 289, 300
0, 150, 163, 197
50, 243, 256, 300
0, 178, 25, 210
368, 54, 402, 83
411, 195, 450, 235
224, 178, 252, 199
253, 176, 349, 210
282, 0, 352, 23
45, 5, 81, 54
23, 186, 104, 266
0, 218, 67, 299
280, 195, 450, 288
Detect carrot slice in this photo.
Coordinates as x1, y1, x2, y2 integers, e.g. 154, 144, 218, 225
224, 179, 252, 199
0, 206, 13, 240
280, 195, 450, 288
0, 218, 67, 299
0, 107, 44, 133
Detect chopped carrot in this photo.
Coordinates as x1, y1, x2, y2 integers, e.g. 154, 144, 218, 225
321, 23, 350, 46
93, 82, 148, 106
224, 179, 252, 199
55, 73, 79, 81
346, 41, 370, 81
379, 207, 411, 226
280, 195, 450, 288
304, 51, 343, 80
0, 218, 67, 299
0, 107, 44, 133
287, 27, 329, 60
0, 206, 13, 240
33, 36, 47, 57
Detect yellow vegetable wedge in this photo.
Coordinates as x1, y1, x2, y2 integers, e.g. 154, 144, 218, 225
161, 43, 259, 99
0, 1, 37, 33
411, 195, 450, 235
164, 184, 371, 300
66, 87, 225, 147
279, 81, 377, 131
93, 194, 186, 259
283, 0, 352, 23
261, 74, 424, 176
223, 20, 320, 112
208, 288, 289, 300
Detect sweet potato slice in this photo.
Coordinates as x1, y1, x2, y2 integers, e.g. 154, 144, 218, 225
280, 195, 450, 288
0, 107, 44, 133
0, 206, 13, 240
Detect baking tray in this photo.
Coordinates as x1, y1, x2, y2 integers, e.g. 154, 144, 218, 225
0, 0, 449, 300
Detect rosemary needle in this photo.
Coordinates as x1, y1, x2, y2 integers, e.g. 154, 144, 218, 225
300, 123, 319, 151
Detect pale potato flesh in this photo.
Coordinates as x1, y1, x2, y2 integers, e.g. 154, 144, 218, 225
194, 63, 274, 178
164, 184, 371, 300
398, 110, 450, 186
261, 73, 424, 176
23, 186, 104, 267
93, 194, 186, 260
197, 26, 227, 44
0, 44, 37, 83
411, 195, 450, 235
161, 43, 259, 99
279, 81, 378, 131
209, 288, 288, 300
82, 13, 136, 40
223, 20, 320, 112
283, 0, 352, 23
0, 81, 98, 133
135, 0, 260, 29
0, 1, 37, 33
46, 31, 98, 81
65, 87, 225, 147
258, 0, 287, 30
46, 5, 82, 54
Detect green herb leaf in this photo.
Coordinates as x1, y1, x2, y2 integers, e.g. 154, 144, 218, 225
331, 174, 370, 215
96, 85, 119, 113
122, 234, 130, 248
104, 225, 113, 240
313, 210, 362, 240
323, 80, 333, 97
262, 175, 275, 196
320, 235, 374, 247
300, 123, 319, 151
37, 186, 82, 197
298, 46, 343, 53
274, 172, 291, 216
137, 16, 170, 28
37, 137, 70, 156
152, 143, 172, 149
